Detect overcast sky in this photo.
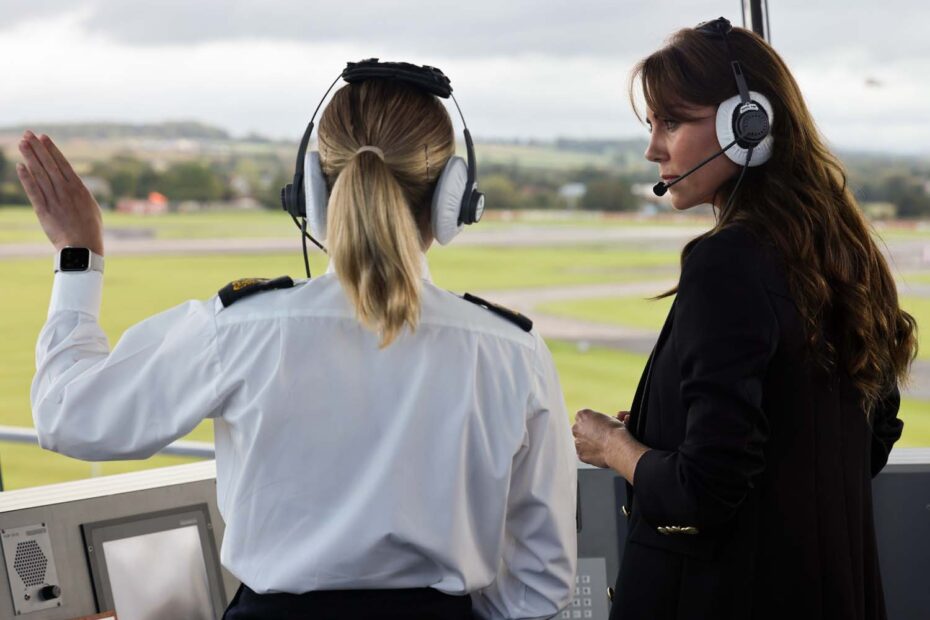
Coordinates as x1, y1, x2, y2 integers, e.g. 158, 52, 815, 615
1, 1, 926, 154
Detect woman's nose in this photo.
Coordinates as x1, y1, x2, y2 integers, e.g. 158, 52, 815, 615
644, 133, 667, 163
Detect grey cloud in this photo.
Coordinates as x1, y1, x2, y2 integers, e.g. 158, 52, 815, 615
1, 1, 925, 63
771, 1, 930, 62
0, 0, 753, 56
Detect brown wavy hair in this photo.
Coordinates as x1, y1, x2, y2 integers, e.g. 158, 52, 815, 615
631, 25, 917, 413
318, 80, 455, 347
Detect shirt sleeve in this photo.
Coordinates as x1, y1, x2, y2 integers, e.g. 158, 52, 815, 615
471, 333, 578, 620
31, 271, 227, 461
632, 233, 777, 530
870, 383, 903, 477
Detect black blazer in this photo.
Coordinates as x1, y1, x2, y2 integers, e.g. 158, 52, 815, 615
612, 225, 903, 620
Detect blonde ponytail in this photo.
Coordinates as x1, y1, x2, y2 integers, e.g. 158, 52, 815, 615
318, 79, 455, 348
328, 151, 423, 347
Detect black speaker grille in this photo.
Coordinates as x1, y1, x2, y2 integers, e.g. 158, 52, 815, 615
13, 540, 47, 587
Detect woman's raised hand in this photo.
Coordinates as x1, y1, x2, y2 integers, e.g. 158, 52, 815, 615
16, 131, 104, 256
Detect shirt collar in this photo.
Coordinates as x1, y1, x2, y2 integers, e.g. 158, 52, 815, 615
325, 253, 432, 282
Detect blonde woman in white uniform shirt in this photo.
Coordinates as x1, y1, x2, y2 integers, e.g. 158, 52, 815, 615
18, 70, 577, 619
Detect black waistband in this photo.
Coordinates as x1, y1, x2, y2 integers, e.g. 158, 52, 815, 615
223, 583, 474, 620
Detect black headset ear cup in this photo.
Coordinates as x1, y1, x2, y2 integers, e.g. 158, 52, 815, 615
280, 184, 290, 213
465, 191, 485, 225
735, 107, 770, 147
280, 182, 304, 218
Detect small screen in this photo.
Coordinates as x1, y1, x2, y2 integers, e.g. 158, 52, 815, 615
102, 525, 214, 620
59, 247, 90, 271
82, 504, 225, 620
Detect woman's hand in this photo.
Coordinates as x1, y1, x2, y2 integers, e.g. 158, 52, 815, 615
573, 408, 649, 484
572, 409, 626, 468
16, 131, 104, 256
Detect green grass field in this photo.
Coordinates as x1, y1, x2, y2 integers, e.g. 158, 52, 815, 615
7, 205, 930, 241
1, 207, 927, 490
0, 205, 711, 243
477, 143, 618, 170
900, 272, 930, 286
874, 225, 930, 241
0, 206, 301, 243
540, 294, 930, 362
900, 297, 930, 359
539, 295, 675, 331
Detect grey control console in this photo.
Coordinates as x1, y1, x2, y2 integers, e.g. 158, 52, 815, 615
0, 452, 926, 619
0, 462, 237, 619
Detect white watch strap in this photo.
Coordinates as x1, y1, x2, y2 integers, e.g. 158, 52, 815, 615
89, 251, 105, 273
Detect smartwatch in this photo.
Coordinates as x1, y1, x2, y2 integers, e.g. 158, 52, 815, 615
54, 247, 105, 274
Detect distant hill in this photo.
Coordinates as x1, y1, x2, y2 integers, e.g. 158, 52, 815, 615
554, 137, 650, 155
0, 121, 235, 141
478, 138, 653, 173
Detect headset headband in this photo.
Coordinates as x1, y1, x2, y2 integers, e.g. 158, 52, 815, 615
343, 59, 452, 98
695, 17, 752, 105
691, 17, 774, 213
287, 59, 478, 222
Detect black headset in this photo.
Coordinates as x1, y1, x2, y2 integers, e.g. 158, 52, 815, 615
281, 59, 485, 277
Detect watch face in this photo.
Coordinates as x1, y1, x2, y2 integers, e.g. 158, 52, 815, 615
60, 247, 91, 271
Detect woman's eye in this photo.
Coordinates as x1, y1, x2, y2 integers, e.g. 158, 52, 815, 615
645, 123, 653, 134
663, 119, 679, 131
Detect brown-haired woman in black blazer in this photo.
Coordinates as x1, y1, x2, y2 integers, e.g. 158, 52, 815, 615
571, 18, 917, 620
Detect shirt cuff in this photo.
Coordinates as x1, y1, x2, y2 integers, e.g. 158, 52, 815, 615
48, 271, 103, 319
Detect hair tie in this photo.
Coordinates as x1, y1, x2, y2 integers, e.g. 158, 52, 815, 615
355, 145, 385, 160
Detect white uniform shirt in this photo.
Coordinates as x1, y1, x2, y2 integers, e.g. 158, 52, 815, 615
32, 257, 578, 620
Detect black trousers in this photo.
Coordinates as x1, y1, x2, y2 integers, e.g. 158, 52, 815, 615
222, 583, 474, 620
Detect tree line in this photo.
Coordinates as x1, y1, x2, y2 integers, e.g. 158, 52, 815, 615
0, 150, 287, 209
2, 147, 929, 217
0, 149, 640, 212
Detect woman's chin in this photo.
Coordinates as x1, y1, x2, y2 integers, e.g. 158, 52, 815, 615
668, 192, 709, 212
669, 196, 695, 211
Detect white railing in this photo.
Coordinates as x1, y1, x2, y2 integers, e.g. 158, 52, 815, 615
0, 425, 215, 459
2, 424, 927, 466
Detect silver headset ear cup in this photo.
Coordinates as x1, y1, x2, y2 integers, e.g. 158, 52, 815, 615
431, 156, 467, 245
716, 91, 774, 167
303, 151, 330, 241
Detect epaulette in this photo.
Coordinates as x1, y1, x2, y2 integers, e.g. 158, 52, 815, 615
218, 276, 295, 308
463, 293, 533, 332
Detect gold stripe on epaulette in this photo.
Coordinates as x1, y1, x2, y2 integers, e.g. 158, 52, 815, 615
231, 278, 265, 292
